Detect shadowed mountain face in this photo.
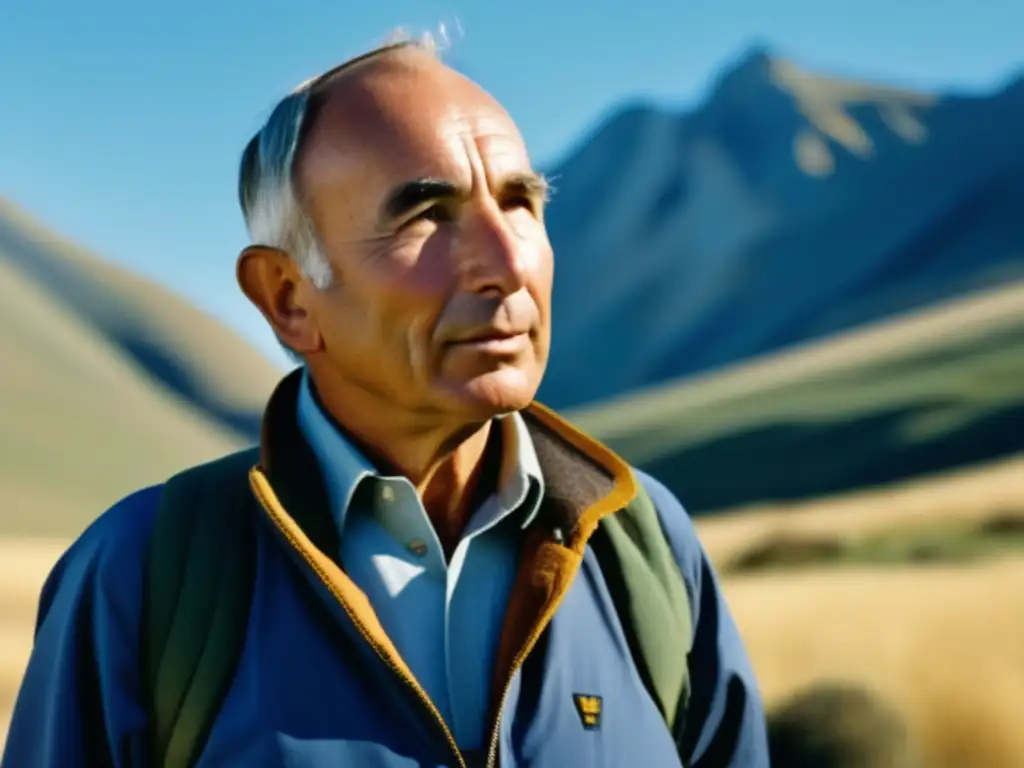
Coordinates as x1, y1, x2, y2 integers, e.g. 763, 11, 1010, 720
538, 47, 1024, 409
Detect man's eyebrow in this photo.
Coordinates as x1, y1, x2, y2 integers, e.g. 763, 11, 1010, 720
380, 178, 460, 223
378, 171, 550, 226
499, 171, 550, 202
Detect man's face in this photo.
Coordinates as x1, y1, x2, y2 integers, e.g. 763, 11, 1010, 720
295, 51, 553, 420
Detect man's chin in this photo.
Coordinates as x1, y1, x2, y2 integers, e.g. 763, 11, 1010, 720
440, 369, 540, 419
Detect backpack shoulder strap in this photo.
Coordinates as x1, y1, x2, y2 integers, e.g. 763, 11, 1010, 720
142, 447, 261, 768
591, 477, 693, 740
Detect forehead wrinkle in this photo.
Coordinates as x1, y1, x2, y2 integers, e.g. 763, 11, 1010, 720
294, 55, 530, 227
473, 120, 532, 191
458, 129, 491, 199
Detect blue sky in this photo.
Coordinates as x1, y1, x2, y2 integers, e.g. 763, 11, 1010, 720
1, 0, 1020, 366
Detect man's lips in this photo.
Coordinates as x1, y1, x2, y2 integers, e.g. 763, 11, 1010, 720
446, 330, 530, 353
447, 327, 530, 344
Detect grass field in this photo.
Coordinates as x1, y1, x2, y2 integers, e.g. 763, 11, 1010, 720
727, 556, 1024, 767
0, 540, 59, 749
695, 450, 1024, 566
692, 453, 1024, 766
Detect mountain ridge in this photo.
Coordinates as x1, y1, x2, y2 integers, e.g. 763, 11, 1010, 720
537, 47, 1024, 409
0, 197, 282, 537
0, 197, 283, 439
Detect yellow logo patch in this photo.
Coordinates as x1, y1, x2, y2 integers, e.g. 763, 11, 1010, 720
572, 693, 603, 730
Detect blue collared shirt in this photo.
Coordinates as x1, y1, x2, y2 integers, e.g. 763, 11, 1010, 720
296, 374, 544, 750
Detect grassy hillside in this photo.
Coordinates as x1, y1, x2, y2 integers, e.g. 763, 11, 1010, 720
694, 451, 1024, 567
569, 280, 1024, 512
0, 199, 283, 538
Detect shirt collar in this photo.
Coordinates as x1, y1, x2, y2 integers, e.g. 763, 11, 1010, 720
296, 371, 545, 535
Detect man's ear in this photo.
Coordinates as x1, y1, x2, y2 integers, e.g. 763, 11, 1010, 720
236, 245, 323, 356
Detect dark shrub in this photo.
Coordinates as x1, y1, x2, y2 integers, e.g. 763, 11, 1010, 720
768, 681, 918, 768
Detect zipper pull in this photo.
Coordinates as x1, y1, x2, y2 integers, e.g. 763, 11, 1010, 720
552, 527, 565, 546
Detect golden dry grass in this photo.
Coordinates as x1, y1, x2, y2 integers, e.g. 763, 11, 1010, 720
0, 539, 61, 749
694, 451, 1024, 566
726, 557, 1024, 768
693, 456, 1024, 767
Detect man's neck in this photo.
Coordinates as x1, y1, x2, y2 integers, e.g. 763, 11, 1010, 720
307, 369, 499, 553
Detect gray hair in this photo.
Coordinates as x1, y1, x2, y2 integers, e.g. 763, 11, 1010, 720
238, 30, 446, 291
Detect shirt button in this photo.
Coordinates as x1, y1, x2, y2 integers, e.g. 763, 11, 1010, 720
407, 540, 428, 558
380, 485, 395, 503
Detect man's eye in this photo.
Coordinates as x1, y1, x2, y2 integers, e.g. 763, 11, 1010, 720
502, 195, 534, 212
412, 204, 451, 224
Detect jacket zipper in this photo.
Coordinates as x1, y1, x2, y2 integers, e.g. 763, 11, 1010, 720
483, 642, 530, 767
484, 527, 569, 768
249, 473, 467, 768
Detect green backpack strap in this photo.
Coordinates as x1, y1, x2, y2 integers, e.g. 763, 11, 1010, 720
142, 447, 261, 768
591, 479, 693, 749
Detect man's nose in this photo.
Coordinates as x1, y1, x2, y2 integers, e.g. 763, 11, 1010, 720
458, 204, 531, 297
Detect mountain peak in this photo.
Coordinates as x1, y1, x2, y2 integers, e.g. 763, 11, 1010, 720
699, 43, 939, 176
704, 43, 796, 109
728, 43, 781, 79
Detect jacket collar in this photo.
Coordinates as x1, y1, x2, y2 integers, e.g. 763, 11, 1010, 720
296, 370, 546, 537
258, 369, 637, 555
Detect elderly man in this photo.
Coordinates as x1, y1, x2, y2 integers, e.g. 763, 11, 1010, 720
3, 37, 768, 768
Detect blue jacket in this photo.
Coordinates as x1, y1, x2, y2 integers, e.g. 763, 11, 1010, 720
3, 374, 768, 767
